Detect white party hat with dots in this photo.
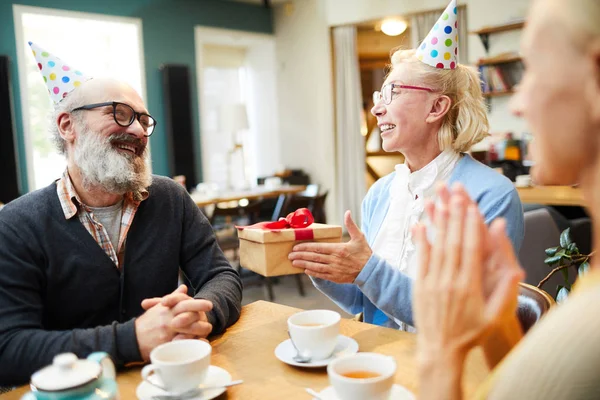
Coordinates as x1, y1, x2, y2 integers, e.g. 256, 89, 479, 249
28, 42, 91, 104
415, 0, 459, 70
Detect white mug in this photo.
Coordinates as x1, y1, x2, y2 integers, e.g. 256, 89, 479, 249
328, 353, 397, 400
287, 310, 340, 361
141, 339, 211, 394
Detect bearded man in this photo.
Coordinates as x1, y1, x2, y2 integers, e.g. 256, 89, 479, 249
0, 44, 242, 385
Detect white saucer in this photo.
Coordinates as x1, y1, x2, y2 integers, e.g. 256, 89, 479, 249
136, 365, 232, 400
313, 384, 415, 400
274, 335, 359, 368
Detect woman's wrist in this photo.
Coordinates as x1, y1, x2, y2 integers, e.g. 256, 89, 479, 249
418, 347, 467, 400
482, 314, 523, 369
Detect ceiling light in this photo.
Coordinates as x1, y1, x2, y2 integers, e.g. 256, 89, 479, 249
380, 19, 407, 36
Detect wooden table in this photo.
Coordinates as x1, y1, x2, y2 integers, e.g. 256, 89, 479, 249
2, 301, 489, 399
191, 186, 306, 208
516, 185, 585, 207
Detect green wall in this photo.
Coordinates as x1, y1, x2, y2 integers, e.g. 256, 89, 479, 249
1, 0, 273, 193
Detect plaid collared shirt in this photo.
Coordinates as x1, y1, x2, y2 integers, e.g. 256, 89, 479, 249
56, 169, 148, 268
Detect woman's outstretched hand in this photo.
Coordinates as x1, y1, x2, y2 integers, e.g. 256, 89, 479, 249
289, 210, 372, 284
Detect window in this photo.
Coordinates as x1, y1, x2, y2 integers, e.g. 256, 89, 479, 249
13, 5, 146, 190
195, 27, 280, 191
201, 45, 249, 189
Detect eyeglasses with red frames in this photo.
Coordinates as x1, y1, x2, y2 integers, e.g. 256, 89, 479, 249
372, 83, 435, 105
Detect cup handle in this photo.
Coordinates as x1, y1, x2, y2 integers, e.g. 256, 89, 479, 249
141, 364, 167, 391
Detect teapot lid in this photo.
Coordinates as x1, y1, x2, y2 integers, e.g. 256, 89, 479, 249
31, 353, 102, 392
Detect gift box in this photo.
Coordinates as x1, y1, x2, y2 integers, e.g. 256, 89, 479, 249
236, 210, 342, 277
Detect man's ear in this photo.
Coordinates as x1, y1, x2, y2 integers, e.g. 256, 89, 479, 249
425, 95, 452, 124
57, 112, 77, 144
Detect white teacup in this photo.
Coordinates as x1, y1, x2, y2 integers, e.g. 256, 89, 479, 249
327, 353, 397, 400
141, 339, 211, 394
515, 174, 532, 187
287, 310, 340, 361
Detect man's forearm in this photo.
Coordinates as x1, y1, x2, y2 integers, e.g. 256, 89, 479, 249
195, 269, 242, 334
0, 320, 141, 385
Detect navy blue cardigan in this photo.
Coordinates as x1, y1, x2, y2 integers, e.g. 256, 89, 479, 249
0, 176, 242, 385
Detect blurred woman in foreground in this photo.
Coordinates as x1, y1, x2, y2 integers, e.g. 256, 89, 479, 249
414, 0, 600, 398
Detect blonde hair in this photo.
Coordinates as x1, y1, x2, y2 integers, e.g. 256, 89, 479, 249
389, 48, 489, 153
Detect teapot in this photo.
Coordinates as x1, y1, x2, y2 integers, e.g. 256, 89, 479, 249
21, 352, 119, 400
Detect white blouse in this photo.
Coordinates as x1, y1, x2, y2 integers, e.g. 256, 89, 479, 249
371, 150, 460, 328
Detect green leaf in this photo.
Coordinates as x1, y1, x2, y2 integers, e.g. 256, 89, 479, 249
557, 286, 570, 303
555, 284, 564, 299
544, 255, 562, 265
559, 228, 572, 249
555, 250, 571, 260
568, 243, 578, 254
561, 267, 569, 283
579, 261, 590, 278
545, 247, 559, 257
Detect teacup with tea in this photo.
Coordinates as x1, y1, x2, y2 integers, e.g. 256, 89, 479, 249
327, 352, 397, 400
287, 310, 340, 361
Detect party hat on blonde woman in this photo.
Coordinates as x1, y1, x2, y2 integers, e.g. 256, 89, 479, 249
28, 41, 91, 104
415, 0, 459, 69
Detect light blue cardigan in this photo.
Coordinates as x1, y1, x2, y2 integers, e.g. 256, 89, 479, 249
311, 154, 524, 328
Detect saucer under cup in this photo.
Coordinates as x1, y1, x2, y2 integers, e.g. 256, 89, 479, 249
316, 384, 415, 400
137, 365, 231, 400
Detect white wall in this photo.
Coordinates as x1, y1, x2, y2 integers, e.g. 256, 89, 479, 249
273, 0, 338, 223
273, 0, 533, 224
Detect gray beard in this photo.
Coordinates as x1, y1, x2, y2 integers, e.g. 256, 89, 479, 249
73, 125, 152, 195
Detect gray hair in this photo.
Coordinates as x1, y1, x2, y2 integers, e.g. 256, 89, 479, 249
47, 87, 87, 155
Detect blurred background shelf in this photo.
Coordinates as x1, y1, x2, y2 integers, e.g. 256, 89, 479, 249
470, 21, 525, 35
483, 89, 515, 98
470, 20, 525, 51
477, 55, 522, 66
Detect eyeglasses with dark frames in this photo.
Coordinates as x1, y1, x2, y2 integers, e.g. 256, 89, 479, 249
373, 83, 436, 105
71, 101, 157, 137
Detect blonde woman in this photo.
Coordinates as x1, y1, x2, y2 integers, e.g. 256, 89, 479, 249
414, 0, 600, 398
289, 0, 524, 329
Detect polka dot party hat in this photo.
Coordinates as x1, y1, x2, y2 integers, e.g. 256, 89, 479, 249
415, 0, 459, 69
28, 41, 91, 104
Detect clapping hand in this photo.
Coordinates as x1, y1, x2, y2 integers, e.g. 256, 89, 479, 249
413, 184, 523, 370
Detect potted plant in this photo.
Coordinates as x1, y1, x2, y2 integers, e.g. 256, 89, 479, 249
540, 227, 593, 302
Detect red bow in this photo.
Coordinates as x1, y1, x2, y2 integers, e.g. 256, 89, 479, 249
237, 208, 314, 230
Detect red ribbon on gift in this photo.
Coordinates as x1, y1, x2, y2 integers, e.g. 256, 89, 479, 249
236, 208, 315, 240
